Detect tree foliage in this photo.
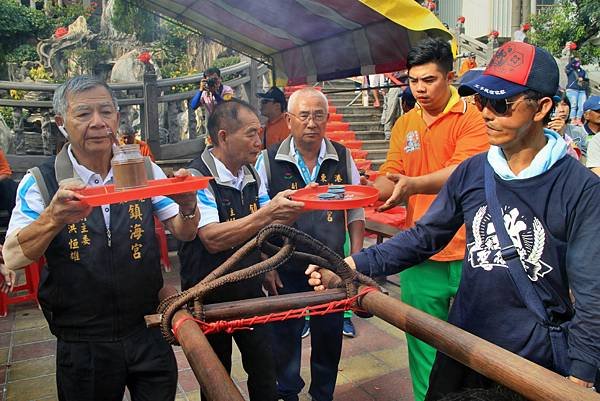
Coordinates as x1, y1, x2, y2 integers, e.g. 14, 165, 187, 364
530, 0, 600, 64
0, 0, 53, 64
112, 0, 159, 42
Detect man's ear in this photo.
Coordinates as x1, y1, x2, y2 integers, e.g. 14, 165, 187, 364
285, 112, 292, 130
55, 115, 64, 127
534, 97, 554, 122
217, 129, 227, 144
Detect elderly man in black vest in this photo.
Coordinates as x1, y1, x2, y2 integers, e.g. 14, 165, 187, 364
255, 87, 365, 401
179, 98, 305, 401
2, 75, 200, 401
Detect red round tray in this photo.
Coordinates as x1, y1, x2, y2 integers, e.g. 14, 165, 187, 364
76, 176, 212, 206
290, 185, 379, 210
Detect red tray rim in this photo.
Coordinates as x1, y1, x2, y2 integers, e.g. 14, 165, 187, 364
77, 176, 212, 206
290, 184, 379, 210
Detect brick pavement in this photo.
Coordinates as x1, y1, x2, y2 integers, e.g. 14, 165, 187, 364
0, 253, 413, 401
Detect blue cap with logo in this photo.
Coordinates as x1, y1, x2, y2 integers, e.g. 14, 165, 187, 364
583, 95, 600, 112
459, 41, 558, 99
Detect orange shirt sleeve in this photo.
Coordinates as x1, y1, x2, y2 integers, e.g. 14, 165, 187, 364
444, 103, 489, 167
378, 115, 407, 175
0, 149, 12, 177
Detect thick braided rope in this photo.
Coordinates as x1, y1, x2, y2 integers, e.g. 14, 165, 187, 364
158, 224, 377, 344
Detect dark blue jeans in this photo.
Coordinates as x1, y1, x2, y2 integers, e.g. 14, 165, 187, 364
272, 312, 344, 401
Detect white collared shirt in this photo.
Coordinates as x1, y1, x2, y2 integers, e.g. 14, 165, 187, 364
196, 149, 270, 228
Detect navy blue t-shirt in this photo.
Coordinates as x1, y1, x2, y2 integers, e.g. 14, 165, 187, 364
353, 152, 600, 380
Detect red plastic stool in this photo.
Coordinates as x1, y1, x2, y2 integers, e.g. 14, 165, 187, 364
0, 257, 44, 317
154, 217, 172, 272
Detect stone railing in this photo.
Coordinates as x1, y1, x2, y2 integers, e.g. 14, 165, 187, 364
0, 59, 270, 159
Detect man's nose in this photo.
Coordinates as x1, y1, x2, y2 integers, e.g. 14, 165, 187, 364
89, 110, 108, 127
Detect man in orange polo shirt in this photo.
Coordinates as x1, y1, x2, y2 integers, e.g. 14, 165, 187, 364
258, 87, 290, 149
371, 38, 488, 401
0, 148, 18, 216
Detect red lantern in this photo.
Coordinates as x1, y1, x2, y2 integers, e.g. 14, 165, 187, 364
457, 16, 465, 24
137, 52, 152, 64
568, 42, 577, 50
489, 30, 500, 38
522, 23, 531, 31
54, 27, 68, 39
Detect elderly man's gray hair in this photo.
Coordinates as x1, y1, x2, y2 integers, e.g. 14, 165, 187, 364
53, 75, 119, 117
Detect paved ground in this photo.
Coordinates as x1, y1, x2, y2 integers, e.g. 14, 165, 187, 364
0, 252, 414, 401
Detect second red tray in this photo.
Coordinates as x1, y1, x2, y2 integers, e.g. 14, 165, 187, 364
290, 185, 379, 210
77, 176, 212, 206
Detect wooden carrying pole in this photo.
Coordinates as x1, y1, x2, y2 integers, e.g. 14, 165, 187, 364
158, 287, 245, 401
155, 281, 599, 401
358, 286, 600, 401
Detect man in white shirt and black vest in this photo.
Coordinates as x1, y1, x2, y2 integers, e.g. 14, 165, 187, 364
256, 88, 365, 401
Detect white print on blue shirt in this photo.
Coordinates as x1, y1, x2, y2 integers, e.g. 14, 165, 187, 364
404, 130, 420, 153
467, 206, 554, 281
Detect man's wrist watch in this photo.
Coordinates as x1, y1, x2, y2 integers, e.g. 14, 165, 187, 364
179, 206, 197, 220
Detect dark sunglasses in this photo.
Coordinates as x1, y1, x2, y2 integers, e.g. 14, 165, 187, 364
473, 94, 530, 116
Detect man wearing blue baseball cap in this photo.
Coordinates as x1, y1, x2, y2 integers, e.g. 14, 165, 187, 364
306, 41, 600, 398
582, 95, 600, 139
583, 95, 600, 174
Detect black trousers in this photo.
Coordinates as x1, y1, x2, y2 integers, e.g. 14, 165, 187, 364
205, 324, 278, 401
56, 327, 177, 401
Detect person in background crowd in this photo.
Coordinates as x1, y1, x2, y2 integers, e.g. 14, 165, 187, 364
381, 71, 409, 141
565, 57, 588, 125
2, 75, 200, 401
582, 95, 600, 140
0, 148, 17, 217
368, 74, 383, 108
363, 37, 489, 401
513, 23, 531, 43
190, 67, 234, 117
546, 94, 586, 159
119, 124, 155, 161
257, 87, 290, 149
458, 53, 477, 77
256, 87, 365, 401
583, 96, 600, 174
308, 40, 600, 400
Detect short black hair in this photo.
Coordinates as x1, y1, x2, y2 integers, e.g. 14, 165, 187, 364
407, 37, 454, 74
204, 67, 221, 78
207, 98, 258, 145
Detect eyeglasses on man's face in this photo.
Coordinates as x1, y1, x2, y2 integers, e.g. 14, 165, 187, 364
287, 111, 328, 123
473, 94, 533, 116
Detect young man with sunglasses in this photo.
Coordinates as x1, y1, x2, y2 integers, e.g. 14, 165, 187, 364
308, 41, 600, 398
367, 37, 488, 401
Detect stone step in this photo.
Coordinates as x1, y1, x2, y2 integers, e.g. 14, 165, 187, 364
354, 130, 386, 141
360, 140, 389, 151
347, 122, 383, 131
365, 149, 389, 160
340, 113, 381, 123
321, 79, 359, 90
334, 106, 381, 115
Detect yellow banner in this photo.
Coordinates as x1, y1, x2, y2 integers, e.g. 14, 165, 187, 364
360, 0, 457, 56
